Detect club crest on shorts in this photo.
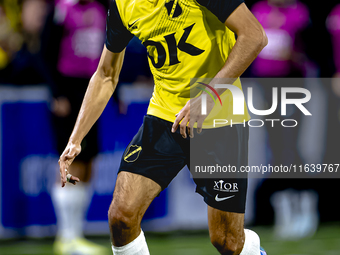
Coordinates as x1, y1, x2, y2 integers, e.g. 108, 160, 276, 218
124, 145, 142, 163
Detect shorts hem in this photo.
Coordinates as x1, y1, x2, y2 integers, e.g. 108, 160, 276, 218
118, 168, 168, 190
195, 188, 246, 214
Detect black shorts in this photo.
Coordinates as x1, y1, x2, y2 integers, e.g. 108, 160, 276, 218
118, 115, 249, 213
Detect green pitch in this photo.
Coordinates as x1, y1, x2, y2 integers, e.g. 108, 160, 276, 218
1, 224, 340, 255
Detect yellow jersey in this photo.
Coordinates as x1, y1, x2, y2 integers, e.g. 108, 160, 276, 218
106, 0, 250, 127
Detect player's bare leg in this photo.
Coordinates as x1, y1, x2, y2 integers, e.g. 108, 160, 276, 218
109, 171, 161, 254
208, 206, 261, 255
208, 206, 245, 255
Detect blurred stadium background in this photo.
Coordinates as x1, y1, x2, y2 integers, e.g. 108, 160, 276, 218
1, 0, 340, 254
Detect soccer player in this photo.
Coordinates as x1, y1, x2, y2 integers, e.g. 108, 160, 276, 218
58, 0, 268, 254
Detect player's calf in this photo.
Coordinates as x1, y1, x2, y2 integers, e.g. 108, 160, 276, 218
108, 204, 150, 255
107, 172, 161, 254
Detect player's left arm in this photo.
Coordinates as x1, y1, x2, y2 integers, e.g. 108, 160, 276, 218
216, 3, 268, 80
172, 2, 267, 138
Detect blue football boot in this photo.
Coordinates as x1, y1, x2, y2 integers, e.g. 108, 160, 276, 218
260, 247, 267, 255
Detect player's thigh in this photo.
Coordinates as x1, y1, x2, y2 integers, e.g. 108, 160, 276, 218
208, 206, 245, 250
109, 171, 161, 223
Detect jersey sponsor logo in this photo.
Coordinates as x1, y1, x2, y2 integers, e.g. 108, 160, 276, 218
143, 23, 205, 68
128, 19, 140, 29
213, 180, 239, 193
124, 145, 142, 162
215, 194, 235, 202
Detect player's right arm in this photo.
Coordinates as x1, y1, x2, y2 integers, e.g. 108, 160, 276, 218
59, 46, 125, 187
59, 0, 134, 187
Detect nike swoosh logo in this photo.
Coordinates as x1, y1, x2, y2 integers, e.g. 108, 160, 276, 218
215, 194, 235, 202
128, 19, 140, 28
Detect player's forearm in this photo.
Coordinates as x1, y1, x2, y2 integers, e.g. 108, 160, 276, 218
218, 33, 266, 79
212, 31, 267, 96
69, 72, 116, 145
207, 3, 268, 96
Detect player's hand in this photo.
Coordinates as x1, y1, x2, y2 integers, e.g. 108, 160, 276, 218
58, 142, 81, 187
171, 94, 214, 138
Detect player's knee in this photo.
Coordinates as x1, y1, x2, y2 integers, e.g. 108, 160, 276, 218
108, 203, 137, 231
210, 232, 244, 255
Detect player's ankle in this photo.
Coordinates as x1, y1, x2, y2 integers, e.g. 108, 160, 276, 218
112, 229, 149, 255
239, 229, 260, 255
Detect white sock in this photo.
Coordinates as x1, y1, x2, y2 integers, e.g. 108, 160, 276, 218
112, 230, 150, 255
51, 183, 89, 241
239, 229, 261, 255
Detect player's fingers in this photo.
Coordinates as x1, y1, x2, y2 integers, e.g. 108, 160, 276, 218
58, 159, 67, 187
197, 119, 204, 134
188, 118, 195, 138
63, 148, 80, 169
67, 173, 80, 185
180, 115, 189, 138
71, 175, 80, 183
173, 101, 191, 133
172, 111, 184, 133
